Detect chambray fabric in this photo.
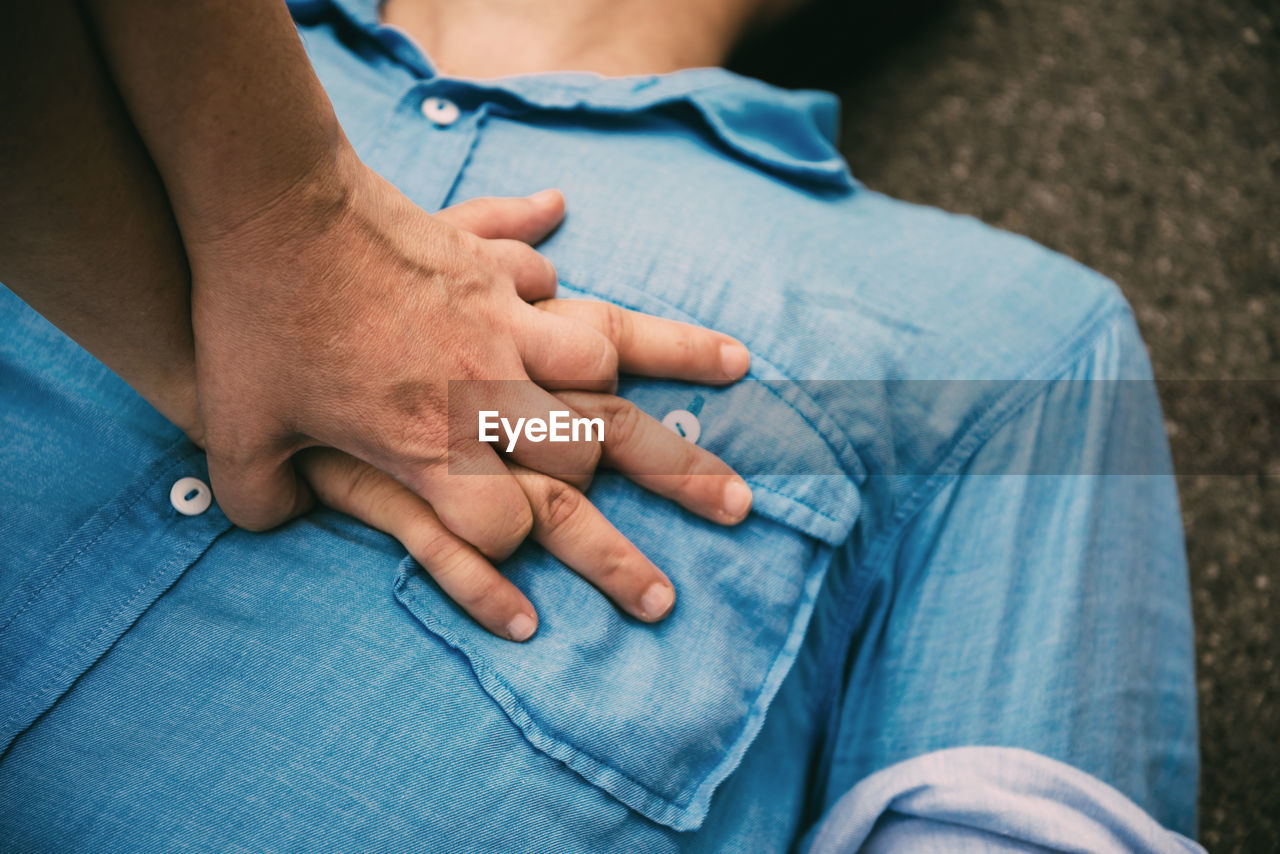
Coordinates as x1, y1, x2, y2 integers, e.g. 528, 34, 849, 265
0, 0, 1196, 849
803, 747, 1203, 853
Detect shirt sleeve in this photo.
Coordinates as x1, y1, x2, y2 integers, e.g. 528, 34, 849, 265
804, 747, 1205, 854
813, 306, 1199, 842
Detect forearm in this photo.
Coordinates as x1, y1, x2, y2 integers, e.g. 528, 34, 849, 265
0, 0, 201, 440
77, 0, 349, 242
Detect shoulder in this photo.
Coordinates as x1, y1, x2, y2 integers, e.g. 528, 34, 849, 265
807, 189, 1134, 381
546, 165, 1139, 408
557, 179, 1132, 386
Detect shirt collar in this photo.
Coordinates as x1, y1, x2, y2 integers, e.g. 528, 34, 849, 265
288, 0, 856, 192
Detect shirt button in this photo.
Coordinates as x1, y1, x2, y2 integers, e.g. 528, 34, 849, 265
662, 409, 701, 444
421, 96, 461, 127
170, 476, 212, 516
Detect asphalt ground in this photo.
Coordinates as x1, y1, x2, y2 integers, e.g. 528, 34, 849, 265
733, 0, 1278, 849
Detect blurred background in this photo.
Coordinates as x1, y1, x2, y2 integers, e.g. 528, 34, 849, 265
734, 0, 1278, 849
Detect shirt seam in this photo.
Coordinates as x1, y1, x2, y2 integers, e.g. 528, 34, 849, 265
1, 539, 211, 753
749, 482, 843, 526
0, 437, 191, 636
393, 538, 833, 830
476, 97, 854, 192
0, 444, 230, 754
809, 296, 1134, 719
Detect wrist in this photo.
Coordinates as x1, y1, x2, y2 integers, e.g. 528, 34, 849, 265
182, 133, 363, 253
174, 113, 356, 248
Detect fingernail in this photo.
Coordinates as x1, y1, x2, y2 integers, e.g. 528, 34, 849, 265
722, 479, 753, 521
507, 613, 537, 642
720, 343, 750, 379
528, 188, 561, 206
641, 583, 675, 620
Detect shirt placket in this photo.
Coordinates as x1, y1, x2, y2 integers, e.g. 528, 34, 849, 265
362, 81, 491, 215
0, 445, 232, 754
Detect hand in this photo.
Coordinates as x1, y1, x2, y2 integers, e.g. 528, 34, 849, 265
285, 194, 758, 641
1, 6, 749, 642
185, 148, 750, 554
300, 384, 750, 642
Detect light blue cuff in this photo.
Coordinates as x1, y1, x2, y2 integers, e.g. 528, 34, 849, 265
806, 747, 1204, 854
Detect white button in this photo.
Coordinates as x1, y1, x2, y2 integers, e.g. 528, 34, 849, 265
421, 96, 460, 126
170, 476, 212, 516
662, 409, 701, 444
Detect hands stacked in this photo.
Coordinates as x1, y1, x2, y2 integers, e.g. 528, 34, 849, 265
1, 0, 752, 644
183, 153, 752, 641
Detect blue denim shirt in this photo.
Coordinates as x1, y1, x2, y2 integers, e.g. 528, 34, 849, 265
0, 0, 1197, 849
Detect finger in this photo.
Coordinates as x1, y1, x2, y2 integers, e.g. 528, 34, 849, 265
510, 465, 676, 623
487, 237, 559, 302
297, 448, 539, 642
517, 303, 618, 393
435, 189, 566, 244
468, 379, 603, 488
205, 445, 315, 531
391, 441, 534, 562
534, 299, 750, 383
557, 391, 753, 525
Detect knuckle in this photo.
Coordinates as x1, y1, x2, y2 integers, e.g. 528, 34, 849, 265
522, 254, 558, 295
670, 468, 699, 500
599, 303, 627, 346
674, 437, 706, 476
509, 242, 550, 275
535, 478, 581, 533
574, 470, 595, 493
383, 400, 451, 461
591, 338, 619, 381
540, 253, 558, 283
215, 486, 291, 532
413, 526, 468, 570
423, 541, 501, 611
450, 239, 499, 292
523, 243, 554, 275
591, 547, 632, 585
204, 425, 267, 472
334, 458, 387, 511
579, 438, 604, 474
454, 572, 503, 611
224, 504, 279, 533
505, 500, 535, 547
602, 397, 644, 448
478, 494, 533, 559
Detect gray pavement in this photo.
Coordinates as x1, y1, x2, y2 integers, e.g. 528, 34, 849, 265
735, 0, 1278, 848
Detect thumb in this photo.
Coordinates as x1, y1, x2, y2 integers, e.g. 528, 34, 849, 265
435, 189, 565, 244
206, 449, 315, 532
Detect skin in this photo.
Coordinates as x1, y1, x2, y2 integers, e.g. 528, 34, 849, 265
0, 0, 765, 641
62, 0, 748, 543
382, 0, 808, 78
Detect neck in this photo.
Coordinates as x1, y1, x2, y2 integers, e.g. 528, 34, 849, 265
380, 0, 775, 78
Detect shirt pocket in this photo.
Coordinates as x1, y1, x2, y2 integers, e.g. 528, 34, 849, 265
393, 368, 861, 830
393, 498, 837, 831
